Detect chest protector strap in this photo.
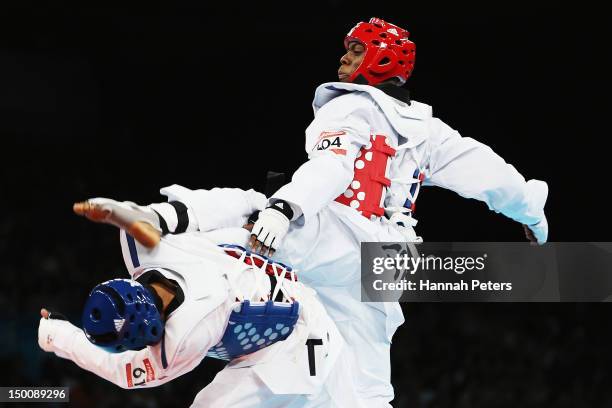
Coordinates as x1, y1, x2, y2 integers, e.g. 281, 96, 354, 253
207, 245, 300, 361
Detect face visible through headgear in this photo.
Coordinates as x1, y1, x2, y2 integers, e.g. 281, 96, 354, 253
338, 41, 366, 82
339, 17, 416, 86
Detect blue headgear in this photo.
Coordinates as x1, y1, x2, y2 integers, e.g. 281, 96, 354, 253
82, 279, 164, 353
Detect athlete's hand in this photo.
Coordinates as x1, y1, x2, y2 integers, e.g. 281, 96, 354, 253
247, 201, 293, 257
523, 224, 537, 244
523, 217, 548, 245
38, 308, 68, 352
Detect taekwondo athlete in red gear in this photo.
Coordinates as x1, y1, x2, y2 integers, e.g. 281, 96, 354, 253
244, 17, 549, 405
250, 17, 548, 253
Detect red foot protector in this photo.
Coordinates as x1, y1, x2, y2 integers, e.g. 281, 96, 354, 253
335, 134, 396, 219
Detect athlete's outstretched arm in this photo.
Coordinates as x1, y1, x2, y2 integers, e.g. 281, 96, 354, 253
38, 309, 211, 389
424, 118, 548, 244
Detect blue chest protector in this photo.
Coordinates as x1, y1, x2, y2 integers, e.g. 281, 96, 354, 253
207, 299, 300, 361
207, 245, 300, 361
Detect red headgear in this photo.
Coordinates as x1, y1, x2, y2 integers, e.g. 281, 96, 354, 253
344, 17, 416, 85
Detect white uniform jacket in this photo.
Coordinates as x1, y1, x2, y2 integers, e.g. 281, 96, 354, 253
38, 201, 350, 405
39, 233, 239, 389
272, 82, 549, 243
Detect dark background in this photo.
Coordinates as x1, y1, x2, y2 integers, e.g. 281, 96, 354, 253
0, 1, 609, 407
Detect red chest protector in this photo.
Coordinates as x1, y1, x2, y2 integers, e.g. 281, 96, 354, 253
335, 134, 396, 219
